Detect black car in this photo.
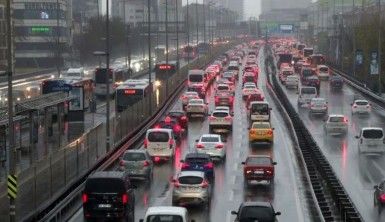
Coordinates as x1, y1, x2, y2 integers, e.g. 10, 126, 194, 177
231, 201, 281, 222
82, 171, 135, 222
181, 153, 215, 181
167, 110, 188, 129
330, 75, 344, 90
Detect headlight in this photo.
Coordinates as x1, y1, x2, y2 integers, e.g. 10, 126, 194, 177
50, 75, 55, 78
17, 97, 20, 101
26, 87, 31, 91
154, 80, 161, 87
134, 63, 141, 71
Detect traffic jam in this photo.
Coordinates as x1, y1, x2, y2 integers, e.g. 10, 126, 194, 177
78, 41, 301, 222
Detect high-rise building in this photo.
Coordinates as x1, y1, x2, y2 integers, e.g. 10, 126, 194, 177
203, 0, 244, 20
0, 0, 6, 70
13, 0, 72, 68
72, 0, 100, 33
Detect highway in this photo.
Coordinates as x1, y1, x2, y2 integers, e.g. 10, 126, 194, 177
67, 47, 314, 221
278, 60, 385, 221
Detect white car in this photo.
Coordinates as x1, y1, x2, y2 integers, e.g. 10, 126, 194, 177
297, 86, 317, 106
285, 75, 299, 89
180, 91, 200, 107
351, 99, 371, 114
324, 114, 348, 135
215, 106, 230, 112
186, 99, 208, 118
242, 83, 258, 99
316, 65, 329, 80
208, 110, 233, 133
195, 134, 226, 161
355, 127, 385, 154
309, 98, 328, 115
139, 206, 194, 222
145, 128, 175, 161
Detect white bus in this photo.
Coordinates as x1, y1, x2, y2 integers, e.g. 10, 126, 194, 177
115, 79, 152, 112
94, 66, 130, 97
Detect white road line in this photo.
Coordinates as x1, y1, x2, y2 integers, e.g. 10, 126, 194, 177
228, 190, 234, 201
226, 210, 232, 222
233, 162, 238, 171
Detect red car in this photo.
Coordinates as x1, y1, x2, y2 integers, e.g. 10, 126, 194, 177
246, 91, 265, 109
242, 155, 276, 186
167, 111, 188, 129
374, 180, 385, 213
215, 91, 234, 108
243, 72, 258, 85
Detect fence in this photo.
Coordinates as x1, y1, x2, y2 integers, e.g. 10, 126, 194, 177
0, 42, 236, 221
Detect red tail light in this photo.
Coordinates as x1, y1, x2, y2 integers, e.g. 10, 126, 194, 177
201, 180, 209, 188
181, 116, 187, 121
208, 116, 216, 120
143, 160, 150, 167
144, 139, 148, 148
181, 163, 190, 169
174, 125, 182, 133
215, 97, 219, 103
215, 144, 224, 149
229, 96, 234, 102
204, 162, 214, 169
174, 180, 180, 188
267, 130, 273, 136
154, 124, 161, 129
82, 193, 88, 203
380, 194, 385, 202
224, 116, 232, 121
344, 117, 348, 123
169, 138, 174, 147
119, 160, 125, 166
196, 143, 205, 149
122, 194, 129, 204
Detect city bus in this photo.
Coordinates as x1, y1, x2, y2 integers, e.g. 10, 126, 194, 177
155, 45, 167, 62
115, 79, 152, 112
94, 66, 130, 97
309, 54, 326, 68
182, 45, 196, 60
154, 61, 179, 82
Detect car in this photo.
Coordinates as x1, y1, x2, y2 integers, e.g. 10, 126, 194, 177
249, 101, 271, 122
351, 99, 371, 114
231, 202, 281, 222
279, 67, 294, 83
297, 86, 317, 106
285, 75, 299, 89
355, 127, 385, 154
246, 91, 265, 108
82, 171, 135, 221
324, 114, 348, 135
248, 121, 274, 144
316, 65, 330, 80
119, 150, 153, 180
309, 98, 328, 115
243, 72, 258, 85
215, 91, 234, 108
216, 83, 234, 95
374, 180, 385, 214
330, 75, 344, 90
139, 206, 195, 222
195, 134, 226, 161
208, 109, 233, 133
185, 99, 208, 118
167, 110, 188, 129
242, 155, 276, 185
242, 83, 258, 99
180, 91, 200, 108
145, 128, 176, 161
300, 67, 316, 83
217, 77, 235, 90
222, 70, 236, 82
180, 153, 215, 181
154, 116, 184, 140
171, 171, 211, 207
304, 75, 320, 93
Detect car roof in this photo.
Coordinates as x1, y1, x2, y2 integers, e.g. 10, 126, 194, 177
185, 153, 211, 159
328, 114, 345, 118
354, 99, 368, 103
201, 133, 221, 138
247, 155, 272, 159
147, 128, 172, 133
185, 91, 198, 95
145, 206, 187, 216
123, 149, 148, 155
189, 99, 204, 102
241, 201, 273, 208
311, 98, 325, 101
89, 171, 126, 179
250, 101, 269, 105
362, 127, 383, 131
178, 170, 205, 177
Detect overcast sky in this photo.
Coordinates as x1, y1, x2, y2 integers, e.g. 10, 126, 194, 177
102, 0, 261, 19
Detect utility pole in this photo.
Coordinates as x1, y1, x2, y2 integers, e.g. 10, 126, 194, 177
56, 0, 61, 77
148, 0, 152, 113
203, 2, 206, 43
175, 0, 179, 71
195, 0, 198, 46
6, 0, 16, 221
123, 0, 129, 68
186, 0, 190, 64
105, 0, 111, 152
378, 0, 382, 94
353, 0, 356, 77
165, 0, 169, 95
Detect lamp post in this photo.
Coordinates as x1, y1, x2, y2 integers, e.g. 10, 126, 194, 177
186, 0, 190, 64
378, 0, 382, 94
196, 0, 199, 46
105, 0, 111, 152
56, 0, 61, 78
148, 0, 152, 113
175, 0, 179, 70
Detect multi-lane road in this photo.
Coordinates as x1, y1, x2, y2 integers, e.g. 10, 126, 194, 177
68, 47, 315, 222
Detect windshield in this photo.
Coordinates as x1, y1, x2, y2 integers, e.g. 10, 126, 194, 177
189, 74, 203, 82
147, 215, 183, 222
247, 157, 271, 165
363, 129, 383, 139
239, 206, 274, 222
178, 176, 203, 184
356, 101, 368, 106
148, 132, 170, 142
301, 88, 316, 94
329, 116, 344, 122
201, 136, 219, 143
319, 67, 328, 72
123, 152, 146, 161
251, 104, 269, 114
213, 112, 228, 118
228, 66, 239, 71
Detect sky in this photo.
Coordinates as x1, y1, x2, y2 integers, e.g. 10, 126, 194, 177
102, 0, 261, 19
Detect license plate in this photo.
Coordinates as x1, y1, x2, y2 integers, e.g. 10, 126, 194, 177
256, 132, 265, 135
98, 204, 112, 208
254, 171, 264, 174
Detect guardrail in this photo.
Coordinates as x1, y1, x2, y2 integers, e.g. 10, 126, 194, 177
265, 46, 362, 222
24, 43, 237, 222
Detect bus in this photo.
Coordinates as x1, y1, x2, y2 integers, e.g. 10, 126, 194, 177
309, 54, 326, 68
182, 45, 196, 60
41, 77, 94, 109
303, 48, 314, 58
277, 53, 293, 69
155, 45, 166, 62
197, 42, 210, 54
155, 61, 179, 82
115, 79, 152, 112
94, 66, 130, 97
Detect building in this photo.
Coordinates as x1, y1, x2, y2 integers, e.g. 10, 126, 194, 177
112, 0, 151, 27
72, 0, 100, 33
0, 0, 6, 70
13, 0, 73, 68
261, 0, 310, 13
203, 0, 244, 20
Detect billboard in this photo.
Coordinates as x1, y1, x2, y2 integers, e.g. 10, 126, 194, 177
69, 86, 84, 111
279, 24, 293, 31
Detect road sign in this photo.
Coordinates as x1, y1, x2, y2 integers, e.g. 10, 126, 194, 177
7, 174, 17, 199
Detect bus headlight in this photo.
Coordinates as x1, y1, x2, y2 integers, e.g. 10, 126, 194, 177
26, 86, 31, 91
134, 63, 141, 71
154, 80, 161, 87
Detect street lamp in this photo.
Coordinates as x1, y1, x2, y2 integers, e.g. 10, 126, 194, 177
186, 0, 190, 64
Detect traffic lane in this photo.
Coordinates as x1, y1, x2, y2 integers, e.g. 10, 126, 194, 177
280, 78, 385, 221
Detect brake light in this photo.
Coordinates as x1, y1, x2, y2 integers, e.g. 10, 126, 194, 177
196, 143, 205, 149
208, 116, 216, 120
119, 160, 125, 166
169, 138, 174, 146
344, 117, 348, 123
174, 125, 182, 133
215, 144, 224, 149
267, 129, 273, 136
215, 97, 219, 103
204, 162, 214, 169
143, 160, 150, 167
266, 170, 273, 175
122, 194, 129, 204
229, 96, 234, 102
154, 124, 161, 129
82, 193, 88, 203
181, 163, 190, 169
380, 194, 385, 202
201, 180, 209, 188
181, 116, 187, 121
224, 116, 232, 121
144, 139, 148, 148
174, 180, 180, 188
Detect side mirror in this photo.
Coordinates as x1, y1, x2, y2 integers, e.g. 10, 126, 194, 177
374, 185, 379, 189
231, 210, 238, 215
195, 139, 199, 143
275, 212, 281, 216
355, 135, 359, 139
180, 159, 185, 163
241, 161, 246, 165
272, 161, 277, 165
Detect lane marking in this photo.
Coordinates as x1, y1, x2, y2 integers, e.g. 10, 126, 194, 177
228, 190, 234, 201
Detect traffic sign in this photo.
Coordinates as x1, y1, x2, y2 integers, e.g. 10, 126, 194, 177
7, 174, 17, 199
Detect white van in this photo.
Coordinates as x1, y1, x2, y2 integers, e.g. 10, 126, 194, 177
145, 129, 175, 161
139, 206, 195, 222
297, 87, 317, 106
188, 69, 205, 88
249, 101, 271, 122
356, 127, 385, 154
316, 65, 329, 80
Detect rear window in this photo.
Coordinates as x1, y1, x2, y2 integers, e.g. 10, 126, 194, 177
228, 66, 239, 71
189, 100, 203, 105
329, 117, 344, 122
301, 88, 316, 94
362, 129, 383, 139
319, 67, 329, 72
251, 104, 269, 114
217, 85, 229, 90
148, 132, 170, 142
302, 69, 315, 77
189, 74, 203, 82
240, 206, 274, 221
201, 136, 219, 142
252, 123, 270, 129
186, 157, 209, 164
244, 85, 256, 89
123, 152, 146, 161
213, 112, 228, 118
223, 72, 233, 78
356, 101, 368, 106
245, 76, 255, 81
247, 157, 271, 165
147, 215, 183, 222
85, 178, 125, 193
283, 71, 293, 76
178, 176, 203, 184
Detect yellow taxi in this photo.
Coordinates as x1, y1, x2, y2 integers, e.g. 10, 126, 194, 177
248, 121, 274, 144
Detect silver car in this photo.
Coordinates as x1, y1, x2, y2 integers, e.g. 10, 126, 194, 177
195, 134, 226, 161
172, 171, 211, 207
119, 150, 153, 180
